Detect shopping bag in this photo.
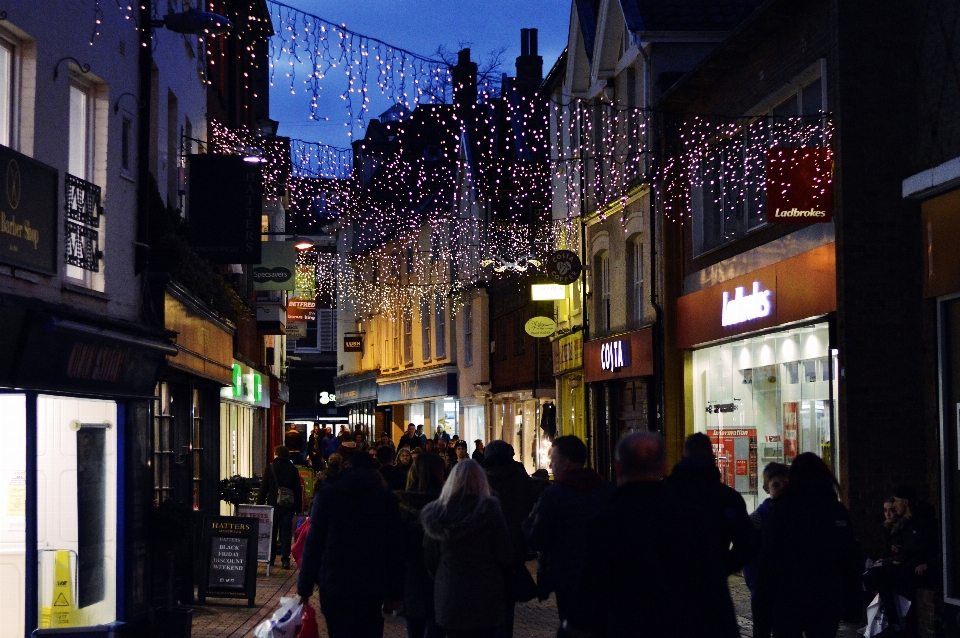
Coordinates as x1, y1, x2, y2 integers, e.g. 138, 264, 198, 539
253, 596, 303, 638
300, 601, 320, 638
863, 594, 912, 637
292, 517, 311, 567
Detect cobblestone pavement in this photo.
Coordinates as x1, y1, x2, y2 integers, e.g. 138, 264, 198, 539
189, 565, 859, 637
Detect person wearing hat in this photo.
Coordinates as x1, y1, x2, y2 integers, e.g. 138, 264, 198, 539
863, 484, 939, 631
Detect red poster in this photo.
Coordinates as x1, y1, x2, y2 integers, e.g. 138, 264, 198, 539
783, 402, 799, 462
707, 428, 758, 493
766, 147, 833, 223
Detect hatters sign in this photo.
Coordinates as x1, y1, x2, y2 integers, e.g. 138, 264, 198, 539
766, 148, 833, 224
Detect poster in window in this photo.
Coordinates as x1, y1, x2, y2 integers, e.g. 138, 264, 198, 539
76, 424, 107, 608
707, 428, 758, 494
783, 402, 799, 462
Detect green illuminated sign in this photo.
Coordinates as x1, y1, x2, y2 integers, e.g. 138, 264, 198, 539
232, 364, 242, 398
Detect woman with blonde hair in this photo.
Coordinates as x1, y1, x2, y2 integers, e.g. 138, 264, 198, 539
420, 459, 512, 638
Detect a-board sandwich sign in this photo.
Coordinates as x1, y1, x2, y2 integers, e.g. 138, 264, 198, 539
198, 516, 259, 606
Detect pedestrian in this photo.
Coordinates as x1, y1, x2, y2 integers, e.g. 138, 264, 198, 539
411, 446, 423, 462
396, 447, 414, 476
421, 460, 513, 638
453, 440, 470, 464
316, 452, 343, 491
664, 432, 756, 576
434, 425, 451, 444
297, 446, 403, 638
379, 432, 395, 450
307, 424, 323, 469
742, 462, 789, 638
415, 424, 427, 446
424, 439, 436, 454
397, 454, 447, 638
338, 425, 350, 442
399, 423, 422, 450
862, 485, 938, 632
436, 437, 455, 469
285, 424, 305, 464
523, 435, 615, 629
257, 446, 303, 569
576, 431, 737, 638
378, 445, 409, 492
482, 440, 535, 638
755, 452, 863, 638
472, 439, 485, 463
322, 427, 339, 461
354, 431, 369, 452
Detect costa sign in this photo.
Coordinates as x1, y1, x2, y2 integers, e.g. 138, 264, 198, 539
599, 339, 631, 372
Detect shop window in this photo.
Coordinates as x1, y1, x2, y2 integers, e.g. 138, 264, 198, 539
153, 382, 174, 506
191, 389, 203, 511
66, 76, 106, 291
0, 394, 26, 634
690, 323, 837, 512
435, 295, 446, 359
421, 297, 432, 360
463, 302, 474, 367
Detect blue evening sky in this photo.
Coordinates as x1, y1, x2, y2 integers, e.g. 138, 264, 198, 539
268, 0, 571, 149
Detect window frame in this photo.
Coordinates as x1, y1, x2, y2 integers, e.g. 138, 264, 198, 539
463, 301, 473, 367
421, 297, 432, 361
435, 295, 447, 359
629, 237, 644, 325
0, 33, 18, 150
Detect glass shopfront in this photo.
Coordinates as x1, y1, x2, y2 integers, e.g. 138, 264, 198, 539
691, 322, 838, 511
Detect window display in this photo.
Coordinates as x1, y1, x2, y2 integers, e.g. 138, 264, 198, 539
0, 394, 26, 638
691, 323, 837, 511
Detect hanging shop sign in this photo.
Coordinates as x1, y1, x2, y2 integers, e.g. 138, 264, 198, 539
287, 297, 316, 322
334, 370, 379, 405
286, 321, 307, 339
552, 332, 583, 374
677, 244, 836, 348
524, 316, 557, 338
253, 241, 297, 291
198, 516, 259, 606
765, 147, 833, 223
187, 154, 263, 264
545, 250, 582, 285
584, 328, 653, 383
378, 371, 458, 404
344, 335, 363, 352
0, 145, 58, 275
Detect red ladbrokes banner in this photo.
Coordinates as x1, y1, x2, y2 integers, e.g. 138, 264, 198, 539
766, 147, 833, 223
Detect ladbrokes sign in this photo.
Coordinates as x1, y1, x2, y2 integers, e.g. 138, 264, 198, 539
765, 147, 833, 224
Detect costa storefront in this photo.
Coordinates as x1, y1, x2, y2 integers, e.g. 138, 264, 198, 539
677, 243, 838, 512
584, 328, 654, 477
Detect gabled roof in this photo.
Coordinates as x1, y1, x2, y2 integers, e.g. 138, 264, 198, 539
575, 0, 602, 59
619, 0, 763, 34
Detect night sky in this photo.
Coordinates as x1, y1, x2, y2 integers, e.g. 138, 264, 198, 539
268, 0, 570, 149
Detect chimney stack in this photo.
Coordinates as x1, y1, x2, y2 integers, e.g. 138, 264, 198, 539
515, 28, 543, 93
453, 48, 478, 115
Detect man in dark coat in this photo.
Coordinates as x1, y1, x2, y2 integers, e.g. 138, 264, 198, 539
482, 440, 535, 638
307, 424, 323, 469
297, 448, 402, 638
523, 435, 615, 627
321, 427, 339, 461
664, 432, 756, 576
257, 446, 303, 569
398, 423, 424, 450
577, 432, 739, 638
377, 445, 408, 492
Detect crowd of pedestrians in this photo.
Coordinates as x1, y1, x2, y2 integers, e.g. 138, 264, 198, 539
260, 422, 938, 638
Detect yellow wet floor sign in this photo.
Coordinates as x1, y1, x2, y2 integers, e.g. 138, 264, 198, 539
46, 550, 74, 628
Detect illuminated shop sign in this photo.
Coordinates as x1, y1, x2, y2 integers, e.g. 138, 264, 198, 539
223, 363, 266, 406
721, 282, 772, 327
600, 339, 631, 372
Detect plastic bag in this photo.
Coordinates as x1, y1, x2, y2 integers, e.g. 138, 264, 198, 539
292, 517, 311, 567
299, 601, 320, 638
253, 596, 303, 638
863, 593, 911, 638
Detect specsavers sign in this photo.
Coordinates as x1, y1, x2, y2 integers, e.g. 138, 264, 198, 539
253, 241, 296, 291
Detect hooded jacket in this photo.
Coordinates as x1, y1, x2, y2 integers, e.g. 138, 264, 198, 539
296, 467, 402, 600
421, 495, 513, 631
523, 467, 615, 599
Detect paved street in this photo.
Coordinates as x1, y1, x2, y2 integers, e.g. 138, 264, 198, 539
191, 565, 860, 637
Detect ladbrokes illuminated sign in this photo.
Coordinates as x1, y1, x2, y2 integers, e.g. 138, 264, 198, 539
721, 282, 772, 327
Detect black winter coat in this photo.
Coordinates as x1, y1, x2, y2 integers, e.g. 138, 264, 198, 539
579, 480, 740, 638
523, 467, 615, 598
421, 495, 513, 631
483, 458, 534, 563
257, 458, 303, 513
379, 464, 409, 492
397, 490, 441, 621
296, 468, 402, 600
896, 504, 938, 571
754, 489, 862, 633
664, 455, 756, 575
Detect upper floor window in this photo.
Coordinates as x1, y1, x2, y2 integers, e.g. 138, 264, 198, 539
595, 251, 611, 334
421, 297, 432, 360
691, 66, 827, 256
628, 237, 644, 325
66, 77, 106, 290
463, 302, 474, 367
403, 312, 413, 365
0, 37, 14, 148
435, 295, 446, 359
